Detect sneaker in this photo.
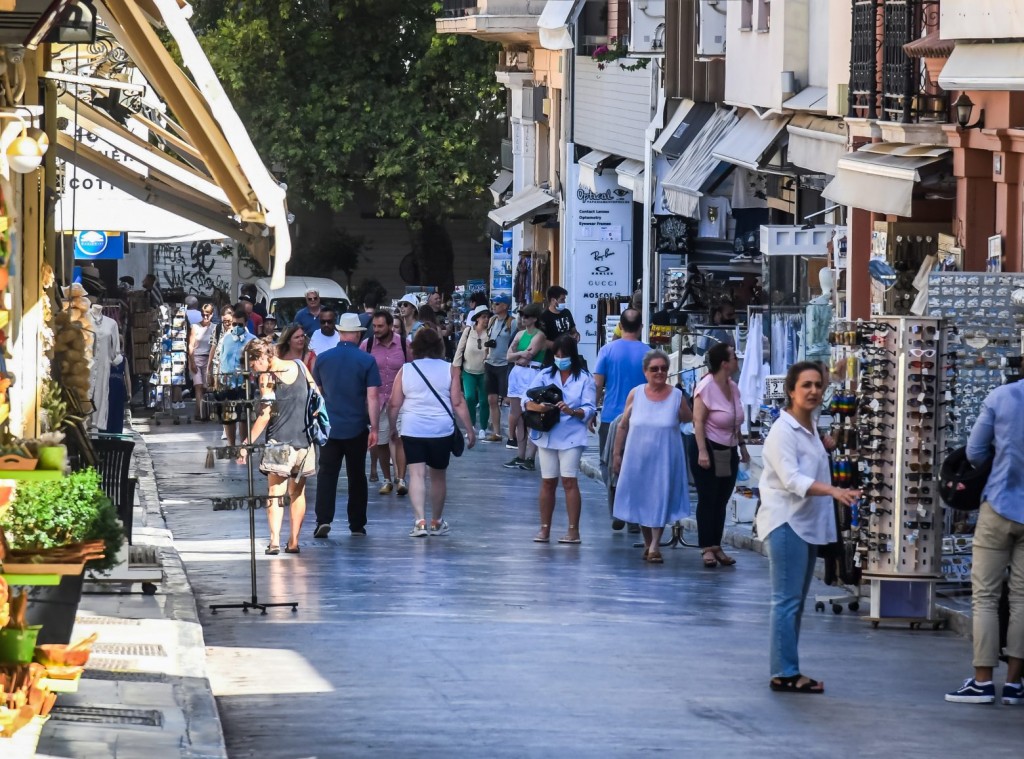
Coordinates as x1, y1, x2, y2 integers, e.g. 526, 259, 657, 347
379, 480, 394, 495
505, 438, 517, 449
350, 527, 367, 536
396, 479, 409, 496
483, 433, 502, 443
429, 519, 450, 536
945, 678, 996, 704
478, 428, 488, 437
313, 523, 331, 539
1002, 679, 1024, 705
518, 457, 535, 471
409, 519, 428, 537
503, 456, 524, 469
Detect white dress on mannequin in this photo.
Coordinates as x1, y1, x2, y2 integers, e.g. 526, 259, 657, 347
88, 308, 123, 430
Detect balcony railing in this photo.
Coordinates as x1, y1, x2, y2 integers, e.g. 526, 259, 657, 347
441, 0, 477, 17
439, 0, 545, 18
848, 0, 942, 124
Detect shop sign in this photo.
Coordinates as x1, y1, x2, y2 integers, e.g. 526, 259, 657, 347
73, 230, 124, 259
764, 374, 787, 400
571, 241, 631, 344
490, 229, 512, 298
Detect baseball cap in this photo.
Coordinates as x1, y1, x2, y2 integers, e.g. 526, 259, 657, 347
491, 294, 512, 305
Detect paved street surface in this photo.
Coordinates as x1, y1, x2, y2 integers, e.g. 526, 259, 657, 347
141, 419, 1021, 759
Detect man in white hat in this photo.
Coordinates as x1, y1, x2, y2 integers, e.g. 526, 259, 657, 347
312, 313, 382, 538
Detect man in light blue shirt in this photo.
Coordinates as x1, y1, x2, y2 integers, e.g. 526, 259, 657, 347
594, 309, 649, 529
946, 380, 1024, 705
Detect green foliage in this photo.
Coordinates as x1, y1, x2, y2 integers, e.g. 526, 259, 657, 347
353, 277, 387, 308
40, 379, 68, 432
0, 468, 124, 572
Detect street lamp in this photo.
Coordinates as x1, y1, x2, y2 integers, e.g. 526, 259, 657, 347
954, 93, 984, 130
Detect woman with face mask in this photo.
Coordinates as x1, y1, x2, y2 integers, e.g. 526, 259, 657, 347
524, 334, 597, 544
214, 304, 256, 448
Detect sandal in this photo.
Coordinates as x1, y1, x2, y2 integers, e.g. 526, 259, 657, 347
642, 548, 649, 561
713, 547, 737, 566
769, 675, 824, 694
265, 545, 280, 556
285, 544, 300, 554
557, 525, 581, 544
646, 550, 664, 564
533, 525, 550, 543
702, 549, 718, 568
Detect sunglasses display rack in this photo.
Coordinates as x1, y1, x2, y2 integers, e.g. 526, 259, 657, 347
149, 304, 191, 426
829, 316, 946, 627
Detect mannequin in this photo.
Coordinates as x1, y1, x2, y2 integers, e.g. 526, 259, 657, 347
804, 268, 834, 363
87, 304, 124, 430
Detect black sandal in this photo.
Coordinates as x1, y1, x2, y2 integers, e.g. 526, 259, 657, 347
284, 545, 300, 554
265, 545, 280, 555
769, 675, 824, 694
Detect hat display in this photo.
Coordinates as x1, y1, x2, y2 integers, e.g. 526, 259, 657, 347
491, 293, 512, 305
397, 295, 419, 308
469, 305, 492, 322
337, 313, 366, 332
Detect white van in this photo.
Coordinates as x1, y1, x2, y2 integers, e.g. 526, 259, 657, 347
251, 276, 351, 327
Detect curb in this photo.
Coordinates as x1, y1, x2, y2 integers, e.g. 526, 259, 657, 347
580, 454, 972, 635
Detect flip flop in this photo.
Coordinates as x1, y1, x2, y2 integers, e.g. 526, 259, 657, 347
265, 545, 280, 556
557, 536, 582, 544
770, 675, 824, 694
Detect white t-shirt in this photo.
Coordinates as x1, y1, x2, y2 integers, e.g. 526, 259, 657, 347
399, 359, 456, 438
309, 330, 340, 356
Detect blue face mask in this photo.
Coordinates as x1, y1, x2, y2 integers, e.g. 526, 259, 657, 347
556, 303, 567, 312
554, 356, 571, 371
232, 326, 245, 336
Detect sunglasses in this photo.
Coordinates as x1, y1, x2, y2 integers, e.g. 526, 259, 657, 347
647, 365, 669, 373
306, 295, 320, 301
320, 319, 336, 325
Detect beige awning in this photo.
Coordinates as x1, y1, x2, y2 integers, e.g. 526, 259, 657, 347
939, 42, 1024, 91
712, 110, 790, 171
822, 143, 951, 217
787, 114, 848, 175
578, 150, 614, 192
487, 186, 558, 229
94, 0, 290, 286
615, 159, 645, 195
662, 107, 739, 219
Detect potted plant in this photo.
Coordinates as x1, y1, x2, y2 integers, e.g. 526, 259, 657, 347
35, 380, 67, 471
0, 469, 124, 644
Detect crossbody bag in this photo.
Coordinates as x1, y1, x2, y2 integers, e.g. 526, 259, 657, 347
409, 362, 465, 457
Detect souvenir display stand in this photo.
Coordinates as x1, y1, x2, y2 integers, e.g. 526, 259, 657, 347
208, 361, 297, 616
151, 306, 190, 426
828, 316, 946, 628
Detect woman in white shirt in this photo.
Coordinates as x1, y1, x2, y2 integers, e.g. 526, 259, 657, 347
757, 361, 859, 695
525, 335, 597, 544
454, 305, 492, 436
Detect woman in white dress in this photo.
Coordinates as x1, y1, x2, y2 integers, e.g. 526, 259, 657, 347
612, 350, 693, 563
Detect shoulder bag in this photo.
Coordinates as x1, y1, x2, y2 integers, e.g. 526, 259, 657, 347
294, 359, 330, 447
410, 361, 465, 457
712, 381, 740, 478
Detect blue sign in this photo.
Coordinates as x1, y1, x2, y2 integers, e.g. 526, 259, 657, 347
73, 230, 125, 260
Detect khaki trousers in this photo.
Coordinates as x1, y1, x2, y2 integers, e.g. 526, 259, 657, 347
971, 501, 1024, 667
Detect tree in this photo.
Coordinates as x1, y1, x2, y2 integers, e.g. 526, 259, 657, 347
189, 1, 503, 292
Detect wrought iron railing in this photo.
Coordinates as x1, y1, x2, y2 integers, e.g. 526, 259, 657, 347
848, 0, 941, 124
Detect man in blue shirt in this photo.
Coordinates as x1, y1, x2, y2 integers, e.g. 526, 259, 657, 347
594, 309, 649, 530
294, 288, 323, 336
312, 313, 382, 537
946, 380, 1024, 706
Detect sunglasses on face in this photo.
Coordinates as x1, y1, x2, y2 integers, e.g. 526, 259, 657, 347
320, 319, 335, 325
647, 365, 669, 373
307, 295, 319, 301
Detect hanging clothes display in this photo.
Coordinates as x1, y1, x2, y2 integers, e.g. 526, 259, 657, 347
770, 313, 802, 374
738, 313, 769, 413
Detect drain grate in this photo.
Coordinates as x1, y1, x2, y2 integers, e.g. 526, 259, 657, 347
83, 670, 169, 683
87, 656, 141, 671
129, 545, 160, 566
75, 616, 143, 626
93, 643, 167, 657
50, 705, 164, 727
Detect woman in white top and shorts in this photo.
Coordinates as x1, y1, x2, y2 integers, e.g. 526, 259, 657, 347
757, 362, 859, 694
388, 328, 476, 537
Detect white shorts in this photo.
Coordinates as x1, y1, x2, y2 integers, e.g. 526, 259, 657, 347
536, 446, 585, 479
507, 365, 541, 402
376, 410, 391, 443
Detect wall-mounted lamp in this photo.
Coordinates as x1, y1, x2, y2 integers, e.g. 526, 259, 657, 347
954, 93, 984, 130
0, 111, 49, 174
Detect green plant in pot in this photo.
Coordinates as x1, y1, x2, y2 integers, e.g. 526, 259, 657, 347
35, 379, 68, 471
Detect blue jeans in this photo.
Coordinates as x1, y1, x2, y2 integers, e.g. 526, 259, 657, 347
765, 522, 818, 678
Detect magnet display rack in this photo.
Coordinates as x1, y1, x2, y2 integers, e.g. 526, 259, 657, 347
151, 306, 190, 425
828, 316, 945, 629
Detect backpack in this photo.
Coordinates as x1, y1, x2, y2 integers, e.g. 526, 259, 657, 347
295, 360, 330, 446
364, 331, 408, 361
939, 446, 992, 512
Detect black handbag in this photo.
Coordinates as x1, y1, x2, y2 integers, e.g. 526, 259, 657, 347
410, 362, 465, 457
524, 384, 563, 432
939, 446, 992, 511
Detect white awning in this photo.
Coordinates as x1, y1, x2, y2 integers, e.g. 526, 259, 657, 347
787, 114, 848, 175
488, 170, 514, 205
662, 107, 740, 219
712, 110, 790, 171
538, 0, 583, 51
487, 186, 558, 228
783, 86, 828, 112
822, 143, 951, 217
939, 42, 1024, 91
652, 99, 695, 155
578, 150, 613, 192
616, 159, 645, 195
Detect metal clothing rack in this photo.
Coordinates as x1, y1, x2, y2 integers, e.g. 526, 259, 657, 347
209, 358, 298, 616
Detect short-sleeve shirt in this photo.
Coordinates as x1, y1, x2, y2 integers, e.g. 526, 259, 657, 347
538, 308, 576, 342
312, 341, 381, 439
294, 307, 320, 337
694, 374, 743, 447
485, 316, 517, 368
594, 339, 650, 420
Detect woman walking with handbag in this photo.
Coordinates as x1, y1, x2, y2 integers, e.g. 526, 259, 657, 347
236, 339, 319, 555
525, 335, 597, 544
388, 328, 476, 537
453, 305, 492, 437
692, 342, 749, 567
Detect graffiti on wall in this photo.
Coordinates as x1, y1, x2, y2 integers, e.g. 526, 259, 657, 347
152, 241, 234, 295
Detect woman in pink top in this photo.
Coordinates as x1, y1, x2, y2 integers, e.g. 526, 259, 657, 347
692, 343, 750, 568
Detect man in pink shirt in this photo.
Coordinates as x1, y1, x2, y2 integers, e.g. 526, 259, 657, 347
361, 311, 410, 496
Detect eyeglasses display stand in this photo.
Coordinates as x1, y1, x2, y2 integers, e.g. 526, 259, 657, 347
826, 316, 946, 630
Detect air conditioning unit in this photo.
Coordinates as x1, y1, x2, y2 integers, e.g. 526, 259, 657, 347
630, 0, 666, 55
697, 0, 727, 57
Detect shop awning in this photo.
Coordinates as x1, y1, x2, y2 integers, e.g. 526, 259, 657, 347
787, 114, 848, 175
578, 150, 615, 192
489, 170, 514, 205
538, 0, 583, 51
783, 86, 828, 112
487, 185, 558, 228
94, 0, 291, 286
712, 110, 790, 171
653, 99, 715, 158
616, 159, 645, 195
939, 42, 1024, 91
662, 107, 740, 219
822, 143, 951, 217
